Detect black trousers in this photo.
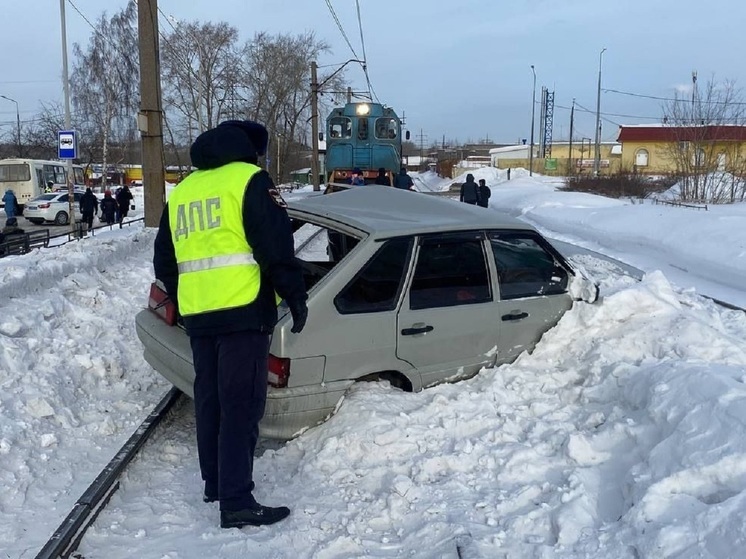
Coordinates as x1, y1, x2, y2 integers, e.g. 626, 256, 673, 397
190, 330, 269, 511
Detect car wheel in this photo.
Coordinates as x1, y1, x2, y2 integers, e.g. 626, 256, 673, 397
356, 371, 412, 392
54, 211, 69, 225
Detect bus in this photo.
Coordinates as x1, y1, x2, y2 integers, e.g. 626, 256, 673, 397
0, 158, 86, 212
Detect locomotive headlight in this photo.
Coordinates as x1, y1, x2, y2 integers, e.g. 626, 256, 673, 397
355, 103, 370, 116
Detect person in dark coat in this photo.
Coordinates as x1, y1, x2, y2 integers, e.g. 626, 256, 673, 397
99, 190, 118, 225
153, 120, 308, 530
460, 173, 480, 205
393, 167, 414, 190
374, 167, 391, 186
80, 188, 99, 231
477, 179, 491, 208
115, 185, 134, 227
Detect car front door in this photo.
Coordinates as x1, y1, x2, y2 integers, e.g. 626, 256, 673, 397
488, 231, 573, 365
396, 232, 498, 388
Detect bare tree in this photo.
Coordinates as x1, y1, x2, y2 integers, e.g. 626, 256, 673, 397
161, 21, 241, 144
241, 31, 344, 183
662, 77, 746, 203
70, 4, 139, 187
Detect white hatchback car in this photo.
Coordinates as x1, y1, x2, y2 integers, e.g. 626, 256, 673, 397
136, 186, 599, 440
24, 192, 83, 225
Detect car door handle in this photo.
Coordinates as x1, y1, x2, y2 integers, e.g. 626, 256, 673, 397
401, 325, 434, 336
502, 311, 528, 321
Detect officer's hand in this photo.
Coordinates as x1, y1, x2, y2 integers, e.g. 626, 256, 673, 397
289, 299, 308, 334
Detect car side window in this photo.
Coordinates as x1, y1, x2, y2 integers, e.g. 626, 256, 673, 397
74, 193, 83, 202
334, 237, 412, 314
58, 194, 69, 203
409, 234, 491, 310
488, 232, 569, 300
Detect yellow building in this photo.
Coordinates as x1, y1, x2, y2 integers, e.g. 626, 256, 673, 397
616, 125, 746, 175
490, 142, 622, 176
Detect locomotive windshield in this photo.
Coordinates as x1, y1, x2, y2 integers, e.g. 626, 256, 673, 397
329, 116, 352, 139
375, 118, 398, 140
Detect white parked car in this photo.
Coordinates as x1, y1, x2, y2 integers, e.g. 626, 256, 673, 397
24, 192, 83, 225
136, 186, 599, 439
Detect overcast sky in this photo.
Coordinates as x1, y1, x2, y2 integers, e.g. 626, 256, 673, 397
2, 0, 745, 146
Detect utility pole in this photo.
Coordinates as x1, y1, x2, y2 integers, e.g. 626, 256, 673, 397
138, 0, 166, 227
59, 0, 76, 237
0, 96, 21, 157
310, 61, 320, 191
568, 98, 575, 175
529, 65, 536, 177
593, 47, 606, 178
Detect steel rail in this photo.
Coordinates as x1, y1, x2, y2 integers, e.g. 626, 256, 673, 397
34, 387, 182, 559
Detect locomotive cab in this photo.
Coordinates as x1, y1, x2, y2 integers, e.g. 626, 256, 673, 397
324, 102, 404, 186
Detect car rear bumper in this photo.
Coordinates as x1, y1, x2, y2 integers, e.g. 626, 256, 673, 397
135, 309, 350, 440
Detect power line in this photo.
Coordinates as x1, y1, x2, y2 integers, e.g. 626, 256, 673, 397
603, 87, 746, 106
324, 0, 359, 60
354, 0, 378, 103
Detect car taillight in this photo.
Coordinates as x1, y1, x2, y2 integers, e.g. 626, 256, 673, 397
148, 282, 177, 326
38, 203, 50, 209
268, 354, 290, 388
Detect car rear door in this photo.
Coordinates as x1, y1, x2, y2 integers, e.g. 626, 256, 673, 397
396, 232, 498, 388
488, 231, 573, 364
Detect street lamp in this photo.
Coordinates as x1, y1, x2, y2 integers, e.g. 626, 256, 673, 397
0, 95, 21, 157
529, 65, 537, 177
593, 47, 606, 177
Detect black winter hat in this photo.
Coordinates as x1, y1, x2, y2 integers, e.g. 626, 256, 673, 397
218, 120, 269, 157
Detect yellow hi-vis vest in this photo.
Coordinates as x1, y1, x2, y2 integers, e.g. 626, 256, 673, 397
168, 162, 261, 316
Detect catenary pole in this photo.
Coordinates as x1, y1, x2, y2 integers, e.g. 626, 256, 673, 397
59, 0, 77, 237
593, 47, 606, 177
529, 65, 536, 177
311, 61, 320, 191
138, 0, 166, 227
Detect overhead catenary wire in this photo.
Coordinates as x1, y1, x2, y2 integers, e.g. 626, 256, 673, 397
324, 0, 360, 60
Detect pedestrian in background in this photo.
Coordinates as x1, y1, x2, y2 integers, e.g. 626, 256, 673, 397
393, 166, 414, 190
374, 167, 391, 186
80, 188, 99, 232
3, 189, 18, 219
115, 185, 133, 227
477, 179, 491, 208
153, 119, 308, 530
349, 167, 365, 186
99, 190, 118, 226
459, 173, 480, 205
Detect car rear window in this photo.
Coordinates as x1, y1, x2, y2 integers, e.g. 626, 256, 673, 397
335, 237, 412, 314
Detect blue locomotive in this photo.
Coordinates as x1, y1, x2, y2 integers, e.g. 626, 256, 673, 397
324, 101, 408, 186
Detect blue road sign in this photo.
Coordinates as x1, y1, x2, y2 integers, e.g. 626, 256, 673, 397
58, 130, 77, 159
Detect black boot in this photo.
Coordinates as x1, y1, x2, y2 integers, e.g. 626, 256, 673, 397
220, 503, 290, 528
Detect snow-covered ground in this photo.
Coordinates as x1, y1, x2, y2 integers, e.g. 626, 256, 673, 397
2, 171, 745, 558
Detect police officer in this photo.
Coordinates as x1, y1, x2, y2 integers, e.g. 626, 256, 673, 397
153, 120, 308, 529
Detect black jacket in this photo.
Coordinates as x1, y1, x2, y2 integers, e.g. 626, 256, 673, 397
393, 170, 413, 190
116, 187, 133, 210
100, 196, 117, 216
477, 184, 491, 207
153, 125, 307, 337
80, 190, 99, 214
460, 178, 479, 204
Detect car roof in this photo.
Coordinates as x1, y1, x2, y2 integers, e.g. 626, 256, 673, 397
287, 185, 533, 238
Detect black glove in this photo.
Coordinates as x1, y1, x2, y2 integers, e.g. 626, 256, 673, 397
288, 299, 308, 334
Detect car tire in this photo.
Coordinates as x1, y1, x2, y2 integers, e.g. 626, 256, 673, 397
54, 211, 69, 225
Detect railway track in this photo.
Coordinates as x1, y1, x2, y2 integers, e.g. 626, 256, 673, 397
34, 387, 181, 559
